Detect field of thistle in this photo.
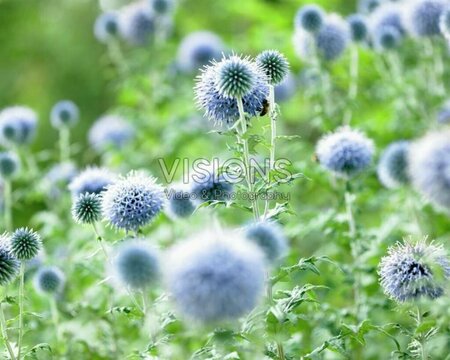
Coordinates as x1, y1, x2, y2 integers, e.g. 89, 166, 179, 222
1, 0, 450, 359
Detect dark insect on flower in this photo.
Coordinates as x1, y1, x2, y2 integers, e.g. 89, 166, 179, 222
260, 99, 270, 116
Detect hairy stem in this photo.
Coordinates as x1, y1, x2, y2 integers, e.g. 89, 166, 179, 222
17, 263, 25, 360
92, 223, 109, 262
264, 85, 277, 219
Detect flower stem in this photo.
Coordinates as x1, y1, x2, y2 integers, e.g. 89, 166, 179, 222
3, 180, 12, 231
264, 85, 277, 219
50, 297, 61, 345
276, 341, 285, 360
59, 127, 70, 163
92, 223, 109, 262
344, 45, 359, 125
0, 302, 16, 360
17, 263, 25, 360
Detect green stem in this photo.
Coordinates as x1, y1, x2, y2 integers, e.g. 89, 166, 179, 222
416, 306, 428, 360
92, 223, 109, 262
344, 46, 359, 125
276, 341, 285, 360
264, 85, 277, 219
50, 297, 61, 345
236, 97, 260, 220
3, 180, 12, 231
59, 127, 70, 163
0, 302, 16, 360
17, 263, 25, 360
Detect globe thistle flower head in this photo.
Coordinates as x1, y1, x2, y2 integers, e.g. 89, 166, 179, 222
274, 71, 297, 102
195, 62, 269, 127
295, 4, 325, 33
0, 151, 21, 180
88, 115, 135, 153
72, 193, 102, 224
119, 2, 155, 45
164, 230, 265, 323
348, 14, 369, 42
50, 100, 79, 129
177, 31, 225, 74
316, 126, 375, 178
440, 7, 450, 39
245, 221, 288, 264
437, 100, 450, 123
69, 166, 116, 197
256, 50, 289, 85
111, 240, 159, 290
404, 0, 446, 37
379, 239, 450, 302
373, 25, 402, 51
34, 266, 65, 295
165, 185, 195, 219
0, 106, 38, 147
358, 0, 382, 14
190, 167, 233, 204
408, 130, 450, 212
0, 235, 20, 286
149, 0, 174, 15
102, 171, 165, 232
370, 2, 405, 35
315, 14, 351, 61
10, 228, 42, 261
94, 12, 119, 43
377, 141, 410, 189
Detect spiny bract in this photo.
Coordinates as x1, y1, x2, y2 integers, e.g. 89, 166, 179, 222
0, 106, 38, 147
101, 171, 165, 232
379, 239, 450, 302
69, 166, 116, 197
316, 126, 374, 178
10, 227, 42, 260
0, 236, 20, 286
164, 230, 265, 323
256, 50, 289, 85
245, 221, 288, 264
50, 100, 79, 129
377, 141, 410, 189
72, 193, 102, 224
34, 266, 65, 295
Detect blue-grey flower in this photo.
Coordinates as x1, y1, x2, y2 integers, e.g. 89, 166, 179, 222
10, 227, 42, 261
72, 193, 102, 224
295, 4, 325, 33
0, 235, 20, 286
404, 0, 446, 37
369, 2, 405, 35
88, 115, 135, 153
0, 152, 21, 180
119, 3, 155, 45
373, 25, 402, 51
245, 221, 288, 264
165, 185, 195, 219
379, 239, 450, 302
256, 50, 289, 85
348, 14, 369, 42
190, 167, 233, 204
101, 171, 165, 232
50, 100, 79, 129
274, 71, 297, 102
34, 266, 65, 295
0, 106, 38, 147
377, 141, 410, 189
164, 230, 265, 323
94, 12, 119, 43
149, 0, 174, 15
69, 166, 116, 197
358, 0, 382, 14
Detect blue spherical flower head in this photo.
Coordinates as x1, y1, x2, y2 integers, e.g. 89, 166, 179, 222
34, 266, 65, 295
88, 115, 135, 153
94, 12, 119, 43
370, 3, 405, 35
195, 60, 269, 127
119, 3, 155, 45
348, 14, 369, 42
379, 239, 450, 302
245, 221, 288, 264
72, 193, 102, 224
0, 151, 21, 180
214, 55, 260, 99
404, 0, 446, 37
408, 130, 450, 212
0, 235, 20, 286
111, 240, 159, 291
165, 185, 195, 219
0, 106, 38, 147
295, 4, 325, 33
69, 166, 116, 197
373, 25, 402, 51
190, 166, 233, 204
256, 50, 289, 85
440, 7, 450, 39
149, 0, 174, 15
377, 141, 410, 189
164, 230, 265, 323
177, 31, 225, 74
102, 171, 165, 232
274, 71, 297, 103
437, 100, 450, 123
316, 126, 374, 178
10, 227, 42, 260
50, 100, 79, 129
358, 0, 382, 14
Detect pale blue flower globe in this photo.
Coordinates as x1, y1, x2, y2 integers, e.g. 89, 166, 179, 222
88, 115, 135, 153
0, 151, 21, 180
369, 2, 405, 35
165, 185, 195, 219
404, 0, 446, 37
69, 167, 116, 197
34, 266, 65, 295
373, 25, 402, 51
377, 141, 410, 189
50, 100, 79, 129
245, 221, 288, 264
94, 12, 119, 43
348, 14, 369, 42
295, 4, 325, 33
0, 106, 38, 147
0, 236, 20, 286
119, 3, 155, 45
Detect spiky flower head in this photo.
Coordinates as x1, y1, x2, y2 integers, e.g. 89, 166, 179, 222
0, 151, 21, 180
373, 25, 402, 51
72, 193, 102, 224
111, 240, 159, 290
149, 0, 174, 15
348, 14, 369, 42
0, 106, 38, 147
245, 221, 288, 264
190, 167, 233, 204
379, 239, 450, 302
94, 12, 119, 43
34, 266, 65, 295
316, 126, 374, 178
10, 228, 42, 261
369, 3, 405, 35
214, 55, 261, 99
0, 235, 20, 286
176, 31, 225, 74
404, 0, 446, 37
437, 100, 450, 123
164, 229, 265, 323
88, 115, 135, 153
50, 100, 79, 129
408, 130, 450, 212
440, 6, 450, 40
119, 2, 155, 45
295, 4, 325, 33
195, 60, 269, 127
256, 50, 289, 85
165, 185, 195, 219
102, 171, 165, 232
69, 166, 116, 197
377, 141, 410, 189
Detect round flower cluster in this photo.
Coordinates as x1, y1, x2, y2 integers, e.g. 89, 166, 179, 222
94, 11, 119, 43
50, 100, 79, 129
34, 266, 65, 295
190, 168, 234, 204
0, 106, 38, 147
165, 185, 195, 219
377, 141, 410, 189
256, 50, 289, 85
245, 221, 288, 264
403, 0, 447, 37
0, 236, 20, 286
10, 228, 42, 260
72, 193, 102, 224
69, 167, 116, 197
347, 14, 369, 42
88, 115, 135, 153
0, 152, 21, 180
